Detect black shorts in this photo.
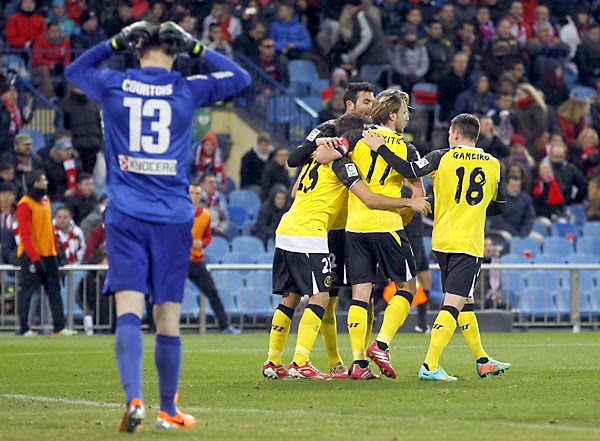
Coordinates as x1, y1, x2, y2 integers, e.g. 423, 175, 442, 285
328, 229, 347, 289
346, 230, 417, 285
434, 251, 481, 298
272, 248, 332, 296
406, 233, 430, 273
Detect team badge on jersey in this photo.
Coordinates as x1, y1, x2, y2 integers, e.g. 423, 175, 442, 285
345, 162, 359, 177
415, 157, 429, 169
306, 128, 321, 141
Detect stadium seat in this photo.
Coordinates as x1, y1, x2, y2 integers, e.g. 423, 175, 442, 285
550, 222, 580, 240
211, 268, 244, 293
567, 204, 587, 229
204, 236, 229, 263
240, 219, 255, 236
583, 221, 600, 238
590, 288, 600, 318
181, 280, 202, 319
267, 95, 295, 125
288, 59, 320, 87
499, 253, 530, 309
532, 254, 568, 264
508, 237, 540, 258
228, 189, 261, 219
542, 237, 574, 257
20, 128, 45, 152
227, 205, 250, 230
576, 237, 600, 257
520, 287, 558, 321
231, 236, 265, 256
224, 176, 236, 195
301, 96, 323, 112
217, 288, 239, 317
255, 252, 274, 264
531, 220, 550, 237
237, 287, 274, 318
266, 237, 275, 252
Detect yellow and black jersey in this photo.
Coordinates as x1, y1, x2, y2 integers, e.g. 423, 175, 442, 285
404, 146, 503, 257
276, 154, 361, 253
343, 125, 420, 233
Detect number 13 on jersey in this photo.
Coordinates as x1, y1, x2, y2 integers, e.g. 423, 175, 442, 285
124, 97, 172, 154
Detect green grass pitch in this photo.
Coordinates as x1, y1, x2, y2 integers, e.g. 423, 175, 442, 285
1, 331, 599, 441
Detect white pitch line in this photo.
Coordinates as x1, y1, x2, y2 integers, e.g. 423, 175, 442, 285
2, 394, 600, 434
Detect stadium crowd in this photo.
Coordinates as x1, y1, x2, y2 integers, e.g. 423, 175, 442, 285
0, 0, 600, 312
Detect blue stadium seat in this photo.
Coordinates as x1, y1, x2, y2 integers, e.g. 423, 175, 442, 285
266, 237, 275, 252
508, 237, 540, 258
211, 268, 244, 293
203, 236, 229, 263
551, 222, 580, 240
532, 254, 568, 264
237, 287, 274, 317
583, 221, 600, 238
590, 288, 600, 318
267, 95, 295, 124
182, 280, 202, 319
244, 268, 272, 292
499, 253, 530, 309
576, 237, 600, 257
218, 288, 239, 317
228, 190, 261, 219
567, 204, 587, 229
569, 84, 598, 101
255, 252, 274, 264
288, 59, 320, 87
227, 205, 250, 230
302, 96, 323, 112
224, 176, 236, 195
520, 287, 557, 320
531, 220, 549, 237
231, 236, 265, 256
542, 237, 574, 257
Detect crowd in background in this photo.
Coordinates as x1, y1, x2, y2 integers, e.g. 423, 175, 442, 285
1, 0, 600, 255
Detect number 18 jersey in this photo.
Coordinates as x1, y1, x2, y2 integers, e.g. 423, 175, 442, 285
428, 146, 501, 257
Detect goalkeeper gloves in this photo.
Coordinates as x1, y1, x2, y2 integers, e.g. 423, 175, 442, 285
110, 21, 154, 52
158, 21, 205, 57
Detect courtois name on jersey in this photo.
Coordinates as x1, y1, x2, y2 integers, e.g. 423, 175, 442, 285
65, 41, 250, 223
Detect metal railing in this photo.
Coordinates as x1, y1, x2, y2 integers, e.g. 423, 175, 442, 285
2, 262, 598, 335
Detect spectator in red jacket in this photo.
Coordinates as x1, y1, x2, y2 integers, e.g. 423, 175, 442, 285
32, 22, 72, 99
193, 132, 226, 189
5, 0, 46, 51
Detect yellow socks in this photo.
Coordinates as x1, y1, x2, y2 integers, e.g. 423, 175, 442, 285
348, 300, 368, 361
424, 306, 458, 371
321, 296, 343, 369
364, 297, 375, 350
458, 304, 489, 361
292, 304, 324, 366
266, 305, 294, 366
376, 291, 413, 346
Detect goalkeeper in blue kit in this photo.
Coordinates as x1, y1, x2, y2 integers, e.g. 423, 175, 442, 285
66, 21, 250, 431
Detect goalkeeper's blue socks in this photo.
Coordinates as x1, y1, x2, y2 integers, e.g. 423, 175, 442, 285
155, 334, 181, 416
115, 313, 143, 405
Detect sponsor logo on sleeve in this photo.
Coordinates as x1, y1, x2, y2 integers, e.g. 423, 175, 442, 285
415, 157, 429, 169
118, 155, 177, 176
345, 163, 359, 177
306, 128, 321, 142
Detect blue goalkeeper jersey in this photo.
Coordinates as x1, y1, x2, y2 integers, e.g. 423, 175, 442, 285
65, 41, 250, 223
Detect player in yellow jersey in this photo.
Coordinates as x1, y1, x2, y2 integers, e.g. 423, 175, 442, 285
264, 83, 375, 380
262, 113, 431, 380
338, 89, 429, 380
362, 113, 511, 381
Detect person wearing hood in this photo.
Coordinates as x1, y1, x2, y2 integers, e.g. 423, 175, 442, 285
260, 147, 290, 200
192, 131, 226, 188
43, 135, 83, 202
0, 133, 44, 199
59, 82, 103, 174
5, 0, 46, 52
453, 72, 496, 117
32, 21, 72, 100
269, 1, 311, 59
240, 131, 272, 194
15, 169, 77, 336
574, 23, 600, 89
251, 184, 290, 246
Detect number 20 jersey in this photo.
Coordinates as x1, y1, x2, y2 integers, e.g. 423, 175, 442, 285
427, 146, 501, 257
65, 41, 250, 223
